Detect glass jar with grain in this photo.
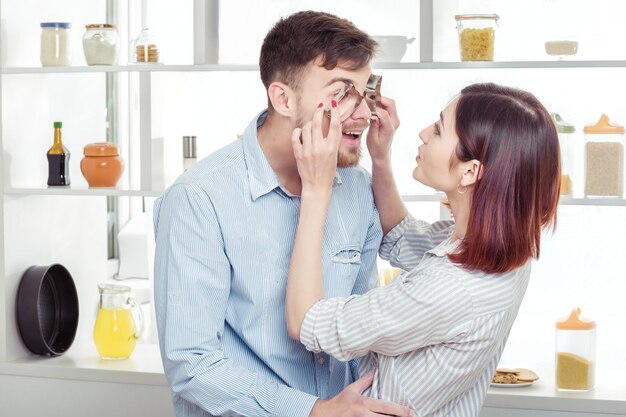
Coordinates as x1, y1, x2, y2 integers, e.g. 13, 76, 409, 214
552, 114, 576, 197
454, 14, 499, 61
555, 308, 596, 391
583, 115, 624, 198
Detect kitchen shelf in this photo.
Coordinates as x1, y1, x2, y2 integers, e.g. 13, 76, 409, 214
4, 186, 162, 197
401, 194, 626, 207
5, 188, 626, 204
2, 345, 624, 416
0, 343, 166, 386
5, 60, 626, 75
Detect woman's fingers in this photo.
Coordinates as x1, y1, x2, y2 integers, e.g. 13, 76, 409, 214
328, 99, 342, 151
291, 127, 303, 158
380, 96, 400, 129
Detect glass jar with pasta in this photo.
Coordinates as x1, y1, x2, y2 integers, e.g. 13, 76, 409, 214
455, 14, 499, 62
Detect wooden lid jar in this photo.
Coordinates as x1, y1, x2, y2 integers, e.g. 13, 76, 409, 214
80, 142, 124, 187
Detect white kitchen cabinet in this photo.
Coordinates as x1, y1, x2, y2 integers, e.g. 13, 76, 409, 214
1, 1, 626, 417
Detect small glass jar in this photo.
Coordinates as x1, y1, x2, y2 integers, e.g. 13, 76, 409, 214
132, 28, 159, 63
583, 114, 625, 197
454, 14, 499, 61
555, 308, 596, 391
40, 22, 72, 66
80, 142, 124, 187
552, 114, 576, 196
82, 24, 119, 65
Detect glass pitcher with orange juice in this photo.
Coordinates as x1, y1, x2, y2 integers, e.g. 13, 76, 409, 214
94, 283, 144, 359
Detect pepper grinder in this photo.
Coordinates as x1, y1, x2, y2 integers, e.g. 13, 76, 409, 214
183, 136, 197, 171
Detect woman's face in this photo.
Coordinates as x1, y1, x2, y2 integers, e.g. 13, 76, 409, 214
413, 99, 461, 193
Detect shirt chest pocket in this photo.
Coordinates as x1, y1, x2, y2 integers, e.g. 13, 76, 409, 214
325, 245, 362, 297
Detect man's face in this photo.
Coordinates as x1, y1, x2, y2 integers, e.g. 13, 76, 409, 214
295, 60, 372, 167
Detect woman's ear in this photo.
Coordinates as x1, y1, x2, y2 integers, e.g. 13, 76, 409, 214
267, 82, 295, 118
459, 159, 483, 187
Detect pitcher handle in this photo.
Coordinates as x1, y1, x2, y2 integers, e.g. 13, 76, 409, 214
128, 296, 145, 339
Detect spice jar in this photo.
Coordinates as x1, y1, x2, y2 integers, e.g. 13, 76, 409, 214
454, 14, 499, 61
583, 114, 624, 197
82, 24, 119, 65
80, 142, 124, 187
552, 114, 576, 196
555, 308, 596, 391
40, 22, 72, 66
132, 28, 159, 63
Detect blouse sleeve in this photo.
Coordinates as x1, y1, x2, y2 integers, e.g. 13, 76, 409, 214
379, 215, 454, 270
299, 269, 473, 362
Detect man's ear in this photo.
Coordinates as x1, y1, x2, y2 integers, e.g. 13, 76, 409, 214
267, 82, 295, 118
459, 159, 483, 187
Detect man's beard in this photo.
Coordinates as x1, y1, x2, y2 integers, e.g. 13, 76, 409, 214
337, 145, 361, 167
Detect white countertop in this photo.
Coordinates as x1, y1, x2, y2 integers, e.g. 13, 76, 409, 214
0, 343, 167, 386
1, 345, 625, 414
485, 365, 626, 414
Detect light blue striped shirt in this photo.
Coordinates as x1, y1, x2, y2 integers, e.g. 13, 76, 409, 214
153, 111, 383, 417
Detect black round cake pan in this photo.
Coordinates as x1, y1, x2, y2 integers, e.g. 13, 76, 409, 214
16, 264, 79, 355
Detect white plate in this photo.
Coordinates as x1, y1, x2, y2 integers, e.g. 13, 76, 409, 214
490, 379, 538, 388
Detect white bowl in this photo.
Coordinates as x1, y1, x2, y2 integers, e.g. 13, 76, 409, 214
545, 40, 578, 56
373, 36, 415, 62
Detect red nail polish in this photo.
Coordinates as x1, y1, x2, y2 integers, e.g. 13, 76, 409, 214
331, 100, 337, 108
318, 102, 323, 108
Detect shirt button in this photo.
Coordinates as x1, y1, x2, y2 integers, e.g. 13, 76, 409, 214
318, 356, 326, 365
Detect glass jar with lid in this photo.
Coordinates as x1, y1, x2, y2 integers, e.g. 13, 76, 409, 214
40, 22, 72, 66
552, 114, 576, 196
454, 14, 499, 61
583, 114, 624, 197
82, 24, 119, 65
555, 308, 596, 391
132, 28, 159, 63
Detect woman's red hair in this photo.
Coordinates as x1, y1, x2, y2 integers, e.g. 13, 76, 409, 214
448, 83, 560, 274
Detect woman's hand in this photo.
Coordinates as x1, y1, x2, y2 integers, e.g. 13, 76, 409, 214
291, 101, 342, 197
366, 97, 400, 165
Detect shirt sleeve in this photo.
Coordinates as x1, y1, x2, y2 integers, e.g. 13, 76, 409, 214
299, 269, 473, 362
379, 215, 454, 270
347, 202, 383, 380
154, 183, 318, 417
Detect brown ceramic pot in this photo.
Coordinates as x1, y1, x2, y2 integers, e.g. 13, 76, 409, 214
80, 142, 124, 187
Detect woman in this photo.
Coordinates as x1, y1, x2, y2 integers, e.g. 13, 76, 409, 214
286, 83, 560, 416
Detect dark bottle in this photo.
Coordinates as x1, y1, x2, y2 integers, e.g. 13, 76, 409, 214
47, 121, 71, 186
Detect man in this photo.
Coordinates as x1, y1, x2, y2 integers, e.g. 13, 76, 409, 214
153, 10, 412, 417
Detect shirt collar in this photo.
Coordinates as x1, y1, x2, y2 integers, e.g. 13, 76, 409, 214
427, 233, 462, 257
242, 110, 342, 201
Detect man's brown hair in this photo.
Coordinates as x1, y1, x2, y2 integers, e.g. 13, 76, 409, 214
259, 11, 377, 92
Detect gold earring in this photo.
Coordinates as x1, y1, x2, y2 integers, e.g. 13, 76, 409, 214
457, 183, 468, 194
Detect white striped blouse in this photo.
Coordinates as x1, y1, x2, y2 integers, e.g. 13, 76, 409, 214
300, 215, 531, 417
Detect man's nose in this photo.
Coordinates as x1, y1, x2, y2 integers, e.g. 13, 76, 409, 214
348, 97, 372, 121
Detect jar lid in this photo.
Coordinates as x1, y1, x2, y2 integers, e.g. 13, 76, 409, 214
551, 113, 575, 134
85, 23, 116, 29
454, 14, 499, 21
83, 142, 120, 156
583, 114, 625, 134
40, 22, 72, 29
556, 308, 596, 330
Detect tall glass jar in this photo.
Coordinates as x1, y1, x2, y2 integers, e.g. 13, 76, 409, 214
583, 114, 625, 197
40, 22, 72, 66
82, 24, 119, 65
454, 14, 499, 61
555, 308, 596, 391
552, 114, 576, 196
